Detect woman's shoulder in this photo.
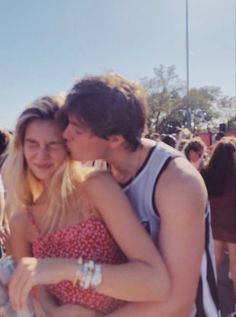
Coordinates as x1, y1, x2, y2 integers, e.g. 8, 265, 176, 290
81, 170, 120, 208
83, 169, 113, 186
10, 209, 29, 231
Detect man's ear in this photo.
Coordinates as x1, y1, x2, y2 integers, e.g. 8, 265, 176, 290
107, 135, 125, 149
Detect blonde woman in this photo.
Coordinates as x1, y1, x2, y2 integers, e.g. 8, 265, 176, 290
2, 96, 170, 317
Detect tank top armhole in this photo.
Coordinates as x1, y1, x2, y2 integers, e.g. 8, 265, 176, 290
151, 156, 173, 217
27, 210, 41, 235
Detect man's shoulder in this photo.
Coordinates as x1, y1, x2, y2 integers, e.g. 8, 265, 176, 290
157, 156, 207, 202
163, 156, 204, 186
142, 139, 182, 160
154, 157, 208, 220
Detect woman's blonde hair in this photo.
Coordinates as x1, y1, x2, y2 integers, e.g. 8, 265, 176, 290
2, 96, 88, 234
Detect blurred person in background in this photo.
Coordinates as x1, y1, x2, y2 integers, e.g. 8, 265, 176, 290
0, 129, 12, 170
215, 131, 225, 143
161, 134, 177, 148
184, 137, 208, 171
202, 137, 236, 316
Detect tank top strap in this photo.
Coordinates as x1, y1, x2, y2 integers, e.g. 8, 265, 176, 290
27, 210, 41, 235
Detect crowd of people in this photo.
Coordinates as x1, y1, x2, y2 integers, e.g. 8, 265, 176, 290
152, 129, 236, 316
0, 73, 235, 317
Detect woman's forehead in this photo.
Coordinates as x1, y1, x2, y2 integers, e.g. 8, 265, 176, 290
25, 119, 63, 140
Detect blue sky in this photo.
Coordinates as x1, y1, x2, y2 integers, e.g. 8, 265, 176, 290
0, 0, 235, 130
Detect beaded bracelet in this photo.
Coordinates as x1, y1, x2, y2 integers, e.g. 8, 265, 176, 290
73, 256, 83, 286
74, 258, 103, 289
81, 260, 95, 289
91, 263, 102, 288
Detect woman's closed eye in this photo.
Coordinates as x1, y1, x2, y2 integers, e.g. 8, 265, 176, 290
47, 142, 66, 151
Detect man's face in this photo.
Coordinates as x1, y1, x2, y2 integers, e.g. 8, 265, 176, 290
63, 114, 109, 162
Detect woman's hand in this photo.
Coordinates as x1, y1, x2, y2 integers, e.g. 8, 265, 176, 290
32, 298, 49, 317
0, 225, 10, 247
8, 257, 76, 311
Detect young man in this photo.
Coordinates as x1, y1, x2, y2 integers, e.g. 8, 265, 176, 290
62, 74, 220, 317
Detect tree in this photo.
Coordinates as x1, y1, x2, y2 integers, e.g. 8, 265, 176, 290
227, 97, 236, 130
183, 86, 220, 130
140, 65, 185, 134
140, 65, 229, 134
216, 96, 236, 131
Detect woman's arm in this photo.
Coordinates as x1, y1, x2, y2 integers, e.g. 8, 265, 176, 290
8, 211, 59, 314
8, 211, 32, 261
82, 172, 170, 302
8, 172, 171, 311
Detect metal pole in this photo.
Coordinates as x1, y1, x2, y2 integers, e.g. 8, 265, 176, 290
234, 0, 236, 101
186, 0, 189, 94
185, 0, 192, 129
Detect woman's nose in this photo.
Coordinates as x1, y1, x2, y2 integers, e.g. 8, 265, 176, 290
37, 146, 50, 158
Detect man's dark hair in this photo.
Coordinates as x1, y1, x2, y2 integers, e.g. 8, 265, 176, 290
161, 134, 176, 148
215, 131, 225, 141
184, 137, 206, 160
64, 74, 148, 151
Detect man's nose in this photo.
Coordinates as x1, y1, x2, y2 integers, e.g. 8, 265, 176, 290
62, 126, 70, 140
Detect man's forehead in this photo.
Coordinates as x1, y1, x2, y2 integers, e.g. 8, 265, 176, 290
68, 114, 91, 130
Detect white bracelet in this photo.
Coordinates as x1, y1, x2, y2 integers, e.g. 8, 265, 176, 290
80, 260, 95, 289
73, 257, 83, 286
80, 262, 88, 288
85, 260, 95, 289
91, 264, 102, 288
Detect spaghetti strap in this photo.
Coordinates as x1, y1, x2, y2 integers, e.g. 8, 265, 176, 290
27, 210, 41, 235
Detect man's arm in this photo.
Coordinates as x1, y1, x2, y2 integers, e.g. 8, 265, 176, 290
44, 157, 207, 317
104, 157, 207, 317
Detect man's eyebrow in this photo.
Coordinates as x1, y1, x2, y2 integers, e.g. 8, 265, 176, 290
69, 120, 80, 127
69, 120, 87, 129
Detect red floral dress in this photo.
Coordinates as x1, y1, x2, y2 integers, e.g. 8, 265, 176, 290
31, 216, 127, 314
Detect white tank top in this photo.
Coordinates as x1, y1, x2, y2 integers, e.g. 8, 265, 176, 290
123, 142, 180, 239
123, 141, 220, 317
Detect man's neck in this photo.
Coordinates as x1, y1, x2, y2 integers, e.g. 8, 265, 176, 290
108, 139, 155, 184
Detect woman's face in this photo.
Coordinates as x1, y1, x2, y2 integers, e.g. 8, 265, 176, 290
23, 119, 68, 183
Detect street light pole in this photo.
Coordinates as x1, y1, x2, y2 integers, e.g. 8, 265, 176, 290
185, 0, 192, 129
186, 0, 189, 94
234, 0, 236, 102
